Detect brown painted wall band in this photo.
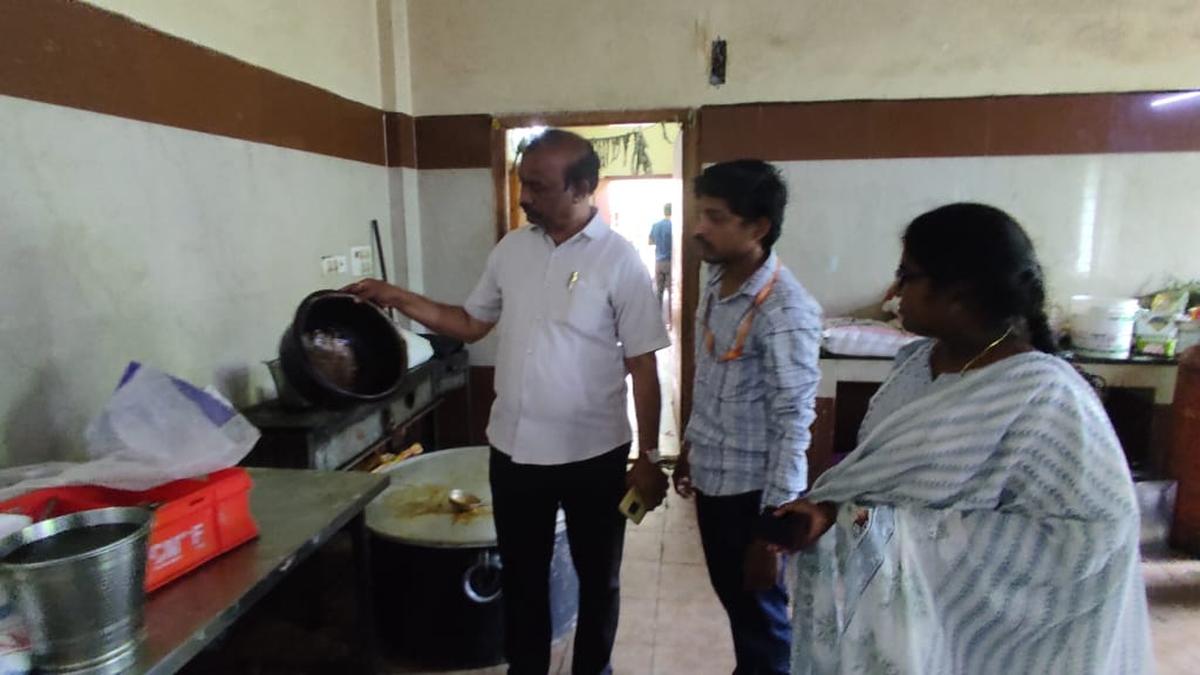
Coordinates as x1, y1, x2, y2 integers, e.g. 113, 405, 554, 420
699, 93, 1200, 163
4, 2, 1199, 170
414, 115, 495, 170
0, 0, 393, 165
384, 112, 417, 168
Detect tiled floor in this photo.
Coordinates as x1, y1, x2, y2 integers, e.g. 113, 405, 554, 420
610, 493, 732, 675
394, 492, 1200, 675
1144, 546, 1200, 673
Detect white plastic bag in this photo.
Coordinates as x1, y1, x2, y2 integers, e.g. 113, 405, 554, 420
0, 363, 260, 501
396, 324, 434, 369
822, 318, 921, 358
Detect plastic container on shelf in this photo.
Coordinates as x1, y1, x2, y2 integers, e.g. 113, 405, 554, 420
1069, 295, 1140, 358
1178, 320, 1200, 354
0, 468, 257, 592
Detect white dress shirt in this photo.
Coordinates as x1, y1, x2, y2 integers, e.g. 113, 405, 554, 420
464, 213, 670, 465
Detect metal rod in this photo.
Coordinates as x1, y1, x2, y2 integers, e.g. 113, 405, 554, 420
370, 219, 399, 323
370, 219, 389, 285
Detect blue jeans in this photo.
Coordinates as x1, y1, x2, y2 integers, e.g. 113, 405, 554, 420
696, 491, 791, 675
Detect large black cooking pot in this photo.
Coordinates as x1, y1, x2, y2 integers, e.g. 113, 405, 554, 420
366, 446, 579, 669
277, 290, 407, 408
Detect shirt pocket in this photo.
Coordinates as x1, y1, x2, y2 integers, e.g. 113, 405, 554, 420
694, 354, 714, 390
717, 352, 764, 402
553, 278, 611, 335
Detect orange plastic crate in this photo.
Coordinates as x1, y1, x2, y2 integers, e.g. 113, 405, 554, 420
0, 468, 259, 592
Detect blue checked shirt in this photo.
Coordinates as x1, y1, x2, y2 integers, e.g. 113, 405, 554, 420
684, 251, 822, 511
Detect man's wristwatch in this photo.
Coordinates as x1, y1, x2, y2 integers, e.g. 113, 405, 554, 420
641, 448, 670, 467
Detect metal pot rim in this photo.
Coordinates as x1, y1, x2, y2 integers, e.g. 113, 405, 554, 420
289, 289, 408, 398
0, 506, 152, 570
368, 531, 500, 549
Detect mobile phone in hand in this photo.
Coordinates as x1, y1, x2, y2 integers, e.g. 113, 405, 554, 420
618, 487, 648, 524
753, 511, 809, 550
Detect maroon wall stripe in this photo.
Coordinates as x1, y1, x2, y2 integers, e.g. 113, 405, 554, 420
4, 3, 1197, 170
700, 92, 1200, 163
0, 0, 387, 165
414, 114, 494, 169
385, 112, 417, 168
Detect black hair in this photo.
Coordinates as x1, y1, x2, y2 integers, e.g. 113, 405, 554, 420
903, 203, 1057, 353
524, 129, 601, 196
693, 160, 787, 253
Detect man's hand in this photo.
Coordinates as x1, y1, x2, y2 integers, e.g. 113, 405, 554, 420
626, 455, 668, 512
342, 278, 404, 309
672, 452, 695, 499
772, 499, 837, 552
341, 279, 494, 343
743, 540, 780, 591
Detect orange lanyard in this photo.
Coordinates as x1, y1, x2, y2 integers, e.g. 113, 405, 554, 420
703, 260, 780, 362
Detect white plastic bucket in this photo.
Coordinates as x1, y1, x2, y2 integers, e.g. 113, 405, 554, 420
1070, 295, 1140, 358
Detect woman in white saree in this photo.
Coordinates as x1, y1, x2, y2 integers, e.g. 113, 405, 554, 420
777, 203, 1153, 675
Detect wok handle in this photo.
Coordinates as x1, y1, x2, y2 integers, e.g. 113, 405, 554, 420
370, 218, 399, 323
462, 551, 503, 603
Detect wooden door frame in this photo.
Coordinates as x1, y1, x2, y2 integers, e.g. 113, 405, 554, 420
489, 108, 701, 440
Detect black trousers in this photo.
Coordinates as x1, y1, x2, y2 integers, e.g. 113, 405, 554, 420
696, 491, 792, 675
489, 445, 629, 675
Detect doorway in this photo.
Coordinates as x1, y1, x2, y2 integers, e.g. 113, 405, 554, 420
497, 116, 689, 458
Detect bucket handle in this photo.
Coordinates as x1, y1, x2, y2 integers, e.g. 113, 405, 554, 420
462, 551, 503, 604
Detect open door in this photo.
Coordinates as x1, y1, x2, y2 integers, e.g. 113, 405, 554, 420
493, 111, 695, 458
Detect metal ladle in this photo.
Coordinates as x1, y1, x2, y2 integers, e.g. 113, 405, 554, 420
447, 489, 485, 513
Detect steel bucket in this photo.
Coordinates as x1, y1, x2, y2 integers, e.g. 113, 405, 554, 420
0, 507, 151, 672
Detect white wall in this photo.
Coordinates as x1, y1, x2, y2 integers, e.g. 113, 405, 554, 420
774, 152, 1200, 317
417, 169, 499, 365
0, 95, 393, 465
407, 0, 1200, 116
379, 0, 415, 114
15, 0, 1198, 469
82, 0, 388, 109
388, 167, 420, 294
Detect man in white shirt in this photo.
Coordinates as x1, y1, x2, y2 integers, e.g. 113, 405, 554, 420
346, 129, 670, 675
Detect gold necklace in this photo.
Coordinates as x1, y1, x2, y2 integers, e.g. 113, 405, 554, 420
958, 326, 1014, 375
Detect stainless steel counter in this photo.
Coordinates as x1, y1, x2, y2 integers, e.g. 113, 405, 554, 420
135, 468, 389, 675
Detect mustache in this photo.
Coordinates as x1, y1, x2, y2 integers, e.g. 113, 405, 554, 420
522, 205, 544, 222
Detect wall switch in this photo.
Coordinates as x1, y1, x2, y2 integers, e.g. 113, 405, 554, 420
320, 256, 339, 276
350, 246, 374, 276
321, 255, 350, 276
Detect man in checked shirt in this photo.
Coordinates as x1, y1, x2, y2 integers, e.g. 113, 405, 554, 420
673, 160, 821, 675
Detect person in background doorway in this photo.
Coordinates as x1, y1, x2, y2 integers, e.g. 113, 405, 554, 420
648, 203, 673, 315
345, 129, 671, 675
673, 160, 822, 675
778, 203, 1152, 674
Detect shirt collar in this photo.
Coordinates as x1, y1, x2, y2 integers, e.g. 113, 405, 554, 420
534, 210, 609, 243
707, 250, 779, 298
579, 211, 610, 240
